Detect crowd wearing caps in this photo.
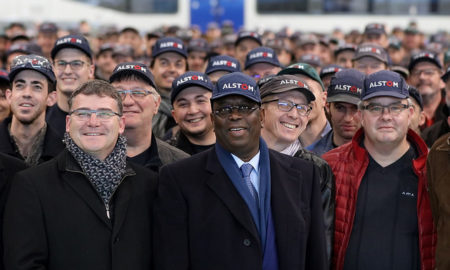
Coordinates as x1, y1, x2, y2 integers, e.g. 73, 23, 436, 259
260, 74, 315, 103
109, 61, 156, 88
327, 69, 365, 105
171, 71, 213, 104
9, 54, 56, 85
362, 70, 409, 100
212, 72, 260, 104
51, 34, 92, 60
152, 37, 187, 59
206, 55, 241, 74
244, 47, 281, 70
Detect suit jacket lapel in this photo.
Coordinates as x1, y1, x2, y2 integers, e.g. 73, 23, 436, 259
205, 149, 261, 245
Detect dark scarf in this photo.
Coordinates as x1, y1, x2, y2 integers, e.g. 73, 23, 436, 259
64, 132, 127, 205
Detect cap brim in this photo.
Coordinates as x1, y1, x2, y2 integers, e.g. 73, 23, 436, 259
109, 69, 156, 89
327, 94, 360, 105
262, 87, 316, 103
408, 58, 442, 71
9, 67, 55, 84
211, 91, 261, 104
51, 44, 92, 60
362, 91, 408, 101
353, 54, 387, 64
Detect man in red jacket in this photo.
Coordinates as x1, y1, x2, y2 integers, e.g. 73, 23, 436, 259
323, 70, 436, 270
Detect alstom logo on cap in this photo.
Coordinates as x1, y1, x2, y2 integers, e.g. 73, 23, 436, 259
249, 52, 273, 59
280, 79, 308, 89
176, 75, 207, 86
159, 42, 183, 49
414, 52, 435, 60
212, 60, 237, 68
334, 84, 362, 94
56, 37, 82, 46
359, 46, 381, 54
369, 80, 399, 88
117, 64, 147, 72
222, 82, 254, 92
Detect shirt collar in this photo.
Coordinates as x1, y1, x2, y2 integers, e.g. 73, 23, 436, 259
231, 151, 260, 172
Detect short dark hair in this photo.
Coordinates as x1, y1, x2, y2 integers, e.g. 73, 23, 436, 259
68, 80, 123, 115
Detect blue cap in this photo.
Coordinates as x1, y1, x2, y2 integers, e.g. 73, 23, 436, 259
51, 34, 92, 60
362, 70, 409, 101
212, 72, 261, 103
109, 62, 156, 89
9, 54, 56, 85
298, 53, 321, 68
235, 31, 262, 47
151, 37, 187, 59
364, 23, 386, 35
327, 69, 365, 105
206, 55, 241, 74
407, 85, 423, 110
408, 51, 442, 71
244, 47, 281, 70
320, 64, 343, 79
171, 71, 213, 104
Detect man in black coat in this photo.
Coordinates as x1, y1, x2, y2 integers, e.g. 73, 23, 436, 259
154, 72, 328, 270
4, 80, 157, 270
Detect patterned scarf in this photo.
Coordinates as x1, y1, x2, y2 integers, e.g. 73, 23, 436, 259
64, 132, 127, 205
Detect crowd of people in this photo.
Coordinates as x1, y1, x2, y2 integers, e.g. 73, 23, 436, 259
0, 19, 448, 270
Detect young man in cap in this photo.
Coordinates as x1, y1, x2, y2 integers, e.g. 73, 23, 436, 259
46, 34, 95, 139
334, 44, 356, 69
0, 55, 64, 166
353, 43, 389, 75
323, 70, 435, 270
307, 69, 364, 156
244, 47, 282, 82
421, 66, 450, 147
407, 51, 446, 130
154, 72, 328, 270
362, 23, 389, 48
150, 37, 188, 138
278, 63, 331, 147
205, 55, 241, 84
234, 31, 262, 69
0, 70, 11, 121
259, 74, 335, 263
4, 80, 158, 270
187, 38, 209, 72
166, 71, 216, 155
109, 62, 189, 173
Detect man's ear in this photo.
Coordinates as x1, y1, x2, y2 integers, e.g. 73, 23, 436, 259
47, 91, 57, 106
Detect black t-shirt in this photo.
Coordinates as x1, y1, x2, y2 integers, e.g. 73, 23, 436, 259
46, 104, 68, 139
344, 146, 420, 270
127, 135, 162, 173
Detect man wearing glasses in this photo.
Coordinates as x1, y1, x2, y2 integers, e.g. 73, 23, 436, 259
323, 70, 436, 270
154, 72, 328, 270
307, 69, 365, 156
407, 51, 446, 131
46, 34, 95, 139
0, 55, 64, 166
109, 62, 189, 172
4, 80, 158, 269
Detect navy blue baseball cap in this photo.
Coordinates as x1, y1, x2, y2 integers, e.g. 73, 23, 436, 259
408, 51, 442, 71
206, 55, 241, 74
244, 47, 281, 70
362, 70, 409, 101
327, 69, 365, 105
320, 64, 344, 79
353, 43, 388, 64
235, 31, 262, 47
298, 54, 321, 68
171, 71, 213, 104
408, 85, 423, 110
364, 23, 386, 35
51, 34, 92, 60
334, 44, 356, 57
109, 62, 156, 89
212, 72, 261, 104
9, 54, 56, 84
151, 37, 187, 59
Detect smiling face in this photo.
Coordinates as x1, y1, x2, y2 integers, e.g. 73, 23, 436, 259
66, 94, 125, 160
151, 52, 187, 92
6, 70, 52, 125
172, 86, 213, 140
261, 91, 309, 150
360, 96, 412, 146
211, 95, 262, 161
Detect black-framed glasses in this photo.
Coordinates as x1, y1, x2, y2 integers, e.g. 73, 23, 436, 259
262, 99, 312, 116
213, 105, 259, 118
360, 103, 409, 116
69, 109, 121, 121
116, 89, 153, 100
55, 60, 86, 71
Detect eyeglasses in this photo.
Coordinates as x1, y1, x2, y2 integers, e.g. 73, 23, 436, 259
410, 68, 440, 77
213, 105, 259, 118
55, 60, 86, 71
116, 89, 153, 100
262, 99, 312, 116
69, 109, 121, 121
361, 103, 409, 116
